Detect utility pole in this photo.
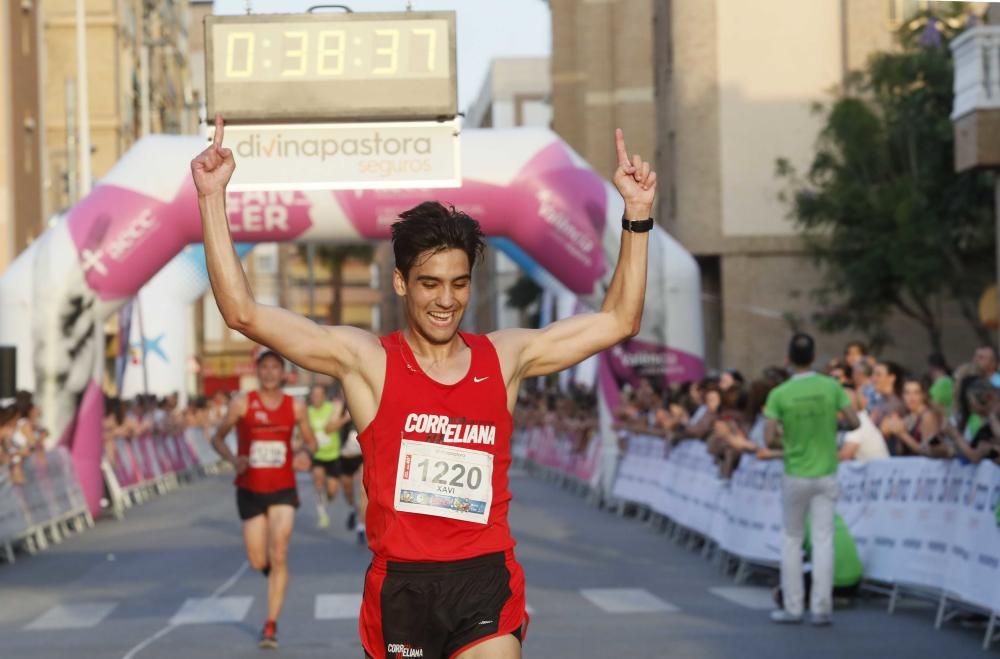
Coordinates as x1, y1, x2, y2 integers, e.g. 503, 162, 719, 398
75, 0, 92, 197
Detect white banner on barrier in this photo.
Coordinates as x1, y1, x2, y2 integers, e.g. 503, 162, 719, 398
608, 433, 1000, 614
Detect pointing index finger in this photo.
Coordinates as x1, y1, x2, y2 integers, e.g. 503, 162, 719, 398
615, 128, 630, 168
214, 113, 224, 149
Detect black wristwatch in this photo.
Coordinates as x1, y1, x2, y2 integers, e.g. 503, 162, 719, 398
621, 216, 655, 233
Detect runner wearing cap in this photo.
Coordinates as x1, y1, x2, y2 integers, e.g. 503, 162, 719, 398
211, 349, 318, 649
193, 114, 655, 658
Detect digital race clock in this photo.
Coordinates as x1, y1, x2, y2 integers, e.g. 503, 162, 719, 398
205, 12, 457, 123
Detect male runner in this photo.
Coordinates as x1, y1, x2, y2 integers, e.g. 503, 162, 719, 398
193, 113, 655, 659
308, 384, 350, 529
211, 349, 317, 649
338, 420, 367, 543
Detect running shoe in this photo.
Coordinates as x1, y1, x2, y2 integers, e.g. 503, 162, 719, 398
346, 510, 356, 531
258, 620, 278, 649
356, 528, 366, 546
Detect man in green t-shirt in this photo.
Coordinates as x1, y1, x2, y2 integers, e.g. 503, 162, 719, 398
765, 333, 858, 626
307, 385, 350, 529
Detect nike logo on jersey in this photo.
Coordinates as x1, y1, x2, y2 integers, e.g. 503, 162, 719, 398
473, 376, 489, 383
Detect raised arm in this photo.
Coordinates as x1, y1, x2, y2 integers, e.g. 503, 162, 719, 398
191, 114, 380, 381
491, 128, 655, 385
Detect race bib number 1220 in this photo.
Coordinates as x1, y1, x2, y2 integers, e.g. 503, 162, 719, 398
394, 440, 493, 524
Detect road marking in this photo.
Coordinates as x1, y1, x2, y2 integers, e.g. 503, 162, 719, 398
170, 596, 253, 625
315, 593, 363, 620
25, 602, 118, 630
121, 560, 249, 659
709, 586, 775, 611
579, 588, 679, 614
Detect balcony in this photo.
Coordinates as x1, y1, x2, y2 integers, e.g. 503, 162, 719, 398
951, 26, 1000, 119
950, 25, 1000, 170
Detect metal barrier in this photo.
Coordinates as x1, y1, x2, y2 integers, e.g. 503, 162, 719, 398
1, 427, 228, 564
0, 448, 93, 563
515, 427, 1000, 652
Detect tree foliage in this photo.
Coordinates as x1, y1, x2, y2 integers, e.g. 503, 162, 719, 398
777, 8, 995, 355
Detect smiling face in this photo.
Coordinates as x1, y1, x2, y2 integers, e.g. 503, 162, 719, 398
394, 247, 471, 345
255, 354, 285, 392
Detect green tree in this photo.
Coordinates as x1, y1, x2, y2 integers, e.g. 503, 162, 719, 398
777, 9, 995, 355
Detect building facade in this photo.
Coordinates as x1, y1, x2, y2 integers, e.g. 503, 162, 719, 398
41, 0, 194, 216
549, 0, 986, 377
0, 0, 45, 272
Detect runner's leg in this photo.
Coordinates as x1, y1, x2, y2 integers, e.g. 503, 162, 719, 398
242, 514, 269, 572
265, 504, 295, 622
453, 633, 521, 659
312, 464, 330, 528
354, 465, 367, 540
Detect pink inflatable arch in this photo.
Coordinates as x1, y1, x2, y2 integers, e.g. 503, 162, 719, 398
0, 128, 703, 514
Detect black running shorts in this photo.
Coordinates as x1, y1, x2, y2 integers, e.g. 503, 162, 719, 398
360, 550, 528, 659
340, 455, 363, 476
236, 487, 300, 521
311, 456, 341, 478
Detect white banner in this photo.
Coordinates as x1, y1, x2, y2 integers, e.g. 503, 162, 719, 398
611, 434, 1000, 613
216, 120, 462, 191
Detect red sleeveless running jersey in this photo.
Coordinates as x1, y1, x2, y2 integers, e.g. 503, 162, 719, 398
359, 331, 515, 562
234, 391, 297, 493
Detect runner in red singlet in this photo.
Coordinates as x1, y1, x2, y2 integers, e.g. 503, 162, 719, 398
194, 114, 655, 659
211, 350, 317, 649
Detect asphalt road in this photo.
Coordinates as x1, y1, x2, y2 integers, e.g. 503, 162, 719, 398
0, 467, 992, 658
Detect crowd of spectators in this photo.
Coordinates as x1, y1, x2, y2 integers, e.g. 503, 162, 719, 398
607, 340, 1000, 478
0, 392, 49, 485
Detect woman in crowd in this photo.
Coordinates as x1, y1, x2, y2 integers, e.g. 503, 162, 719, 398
941, 379, 1000, 465
879, 379, 949, 458
870, 361, 906, 427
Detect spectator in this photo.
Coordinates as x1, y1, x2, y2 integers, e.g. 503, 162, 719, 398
880, 380, 949, 458
869, 361, 906, 426
719, 369, 745, 393
927, 352, 954, 413
941, 379, 1000, 465
839, 387, 889, 464
675, 379, 720, 442
765, 333, 859, 626
844, 341, 875, 370
972, 345, 1000, 388
827, 360, 852, 388
0, 404, 17, 470
851, 360, 878, 413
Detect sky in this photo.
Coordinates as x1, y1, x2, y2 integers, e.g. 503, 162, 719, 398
212, 0, 552, 112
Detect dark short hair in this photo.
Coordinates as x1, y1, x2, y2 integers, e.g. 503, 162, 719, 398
879, 360, 906, 396
845, 341, 867, 355
0, 404, 17, 426
788, 333, 815, 367
391, 202, 486, 280
927, 352, 950, 373
256, 350, 285, 369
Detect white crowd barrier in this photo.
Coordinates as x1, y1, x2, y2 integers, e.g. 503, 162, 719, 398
1, 427, 227, 565
0, 448, 93, 563
103, 427, 227, 518
517, 427, 1000, 650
